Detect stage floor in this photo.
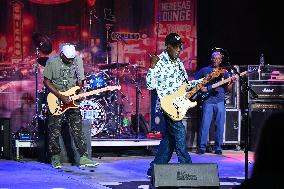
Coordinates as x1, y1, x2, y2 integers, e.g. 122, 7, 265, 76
0, 149, 254, 189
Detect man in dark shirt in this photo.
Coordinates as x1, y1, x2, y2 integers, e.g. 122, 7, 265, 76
195, 50, 235, 155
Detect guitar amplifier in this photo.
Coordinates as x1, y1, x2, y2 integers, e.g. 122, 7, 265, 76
248, 80, 284, 101
248, 65, 284, 81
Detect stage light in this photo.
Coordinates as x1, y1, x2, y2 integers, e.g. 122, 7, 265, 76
29, 0, 71, 5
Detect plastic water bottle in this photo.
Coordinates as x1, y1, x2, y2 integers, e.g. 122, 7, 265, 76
258, 53, 265, 80
259, 53, 265, 66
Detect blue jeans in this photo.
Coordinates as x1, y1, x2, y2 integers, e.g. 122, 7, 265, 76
198, 101, 225, 151
147, 113, 192, 176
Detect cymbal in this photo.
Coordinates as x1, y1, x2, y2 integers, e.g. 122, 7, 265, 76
37, 57, 49, 67
130, 64, 146, 69
98, 63, 129, 69
32, 32, 52, 55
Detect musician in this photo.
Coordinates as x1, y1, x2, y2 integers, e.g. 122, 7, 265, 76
43, 43, 96, 168
146, 33, 203, 177
195, 50, 235, 155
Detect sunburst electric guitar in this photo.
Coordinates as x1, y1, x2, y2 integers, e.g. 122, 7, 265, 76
47, 85, 121, 115
160, 69, 223, 121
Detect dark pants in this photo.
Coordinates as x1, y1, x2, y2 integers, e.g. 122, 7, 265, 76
147, 113, 192, 175
47, 108, 87, 157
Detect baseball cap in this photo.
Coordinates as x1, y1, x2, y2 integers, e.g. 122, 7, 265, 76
60, 43, 76, 59
165, 33, 184, 46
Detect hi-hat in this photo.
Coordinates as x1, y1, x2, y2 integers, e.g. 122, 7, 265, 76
98, 63, 129, 69
32, 32, 52, 55
37, 57, 49, 67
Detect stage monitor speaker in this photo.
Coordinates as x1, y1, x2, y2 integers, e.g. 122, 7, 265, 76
0, 118, 12, 159
153, 163, 220, 189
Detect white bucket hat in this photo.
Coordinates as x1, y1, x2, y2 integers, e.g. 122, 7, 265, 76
60, 43, 76, 59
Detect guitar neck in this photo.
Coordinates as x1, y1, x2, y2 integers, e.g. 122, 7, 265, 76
186, 78, 212, 98
211, 71, 247, 89
70, 88, 109, 101
185, 69, 224, 98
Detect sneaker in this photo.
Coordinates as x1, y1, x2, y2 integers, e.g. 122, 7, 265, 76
197, 149, 205, 155
51, 154, 62, 169
79, 155, 99, 167
214, 150, 222, 155
147, 169, 152, 179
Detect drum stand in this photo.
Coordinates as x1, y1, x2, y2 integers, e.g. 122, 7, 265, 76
134, 65, 145, 138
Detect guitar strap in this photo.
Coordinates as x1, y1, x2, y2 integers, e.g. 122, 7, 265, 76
73, 57, 81, 83
177, 60, 189, 84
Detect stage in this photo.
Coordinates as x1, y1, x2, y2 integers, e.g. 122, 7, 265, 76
0, 149, 254, 189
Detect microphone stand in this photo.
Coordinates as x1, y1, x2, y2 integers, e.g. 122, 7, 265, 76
223, 49, 258, 180
112, 32, 127, 137
134, 65, 141, 139
33, 47, 41, 137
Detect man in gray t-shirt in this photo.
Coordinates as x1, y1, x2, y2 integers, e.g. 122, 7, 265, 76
43, 43, 96, 169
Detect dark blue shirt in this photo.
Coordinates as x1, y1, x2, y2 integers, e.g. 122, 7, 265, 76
195, 66, 229, 104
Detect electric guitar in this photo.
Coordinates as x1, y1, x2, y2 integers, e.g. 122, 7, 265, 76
200, 69, 256, 99
160, 69, 224, 121
47, 85, 121, 115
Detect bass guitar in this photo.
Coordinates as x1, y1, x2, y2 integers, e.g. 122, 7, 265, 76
47, 85, 121, 115
160, 69, 224, 121
200, 69, 255, 99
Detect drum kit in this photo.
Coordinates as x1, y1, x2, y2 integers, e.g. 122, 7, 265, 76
31, 32, 145, 138
81, 62, 145, 138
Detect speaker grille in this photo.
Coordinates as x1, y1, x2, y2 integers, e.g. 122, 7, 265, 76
153, 163, 219, 188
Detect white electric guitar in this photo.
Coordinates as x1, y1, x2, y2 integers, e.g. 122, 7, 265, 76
47, 85, 121, 115
160, 69, 223, 121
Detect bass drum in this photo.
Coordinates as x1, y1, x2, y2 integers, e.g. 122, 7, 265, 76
80, 97, 111, 137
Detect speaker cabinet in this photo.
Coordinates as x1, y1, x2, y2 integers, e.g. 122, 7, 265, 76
224, 109, 241, 144
0, 118, 12, 159
153, 163, 220, 189
249, 102, 284, 151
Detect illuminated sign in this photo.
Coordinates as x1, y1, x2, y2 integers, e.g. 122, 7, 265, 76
12, 1, 23, 60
